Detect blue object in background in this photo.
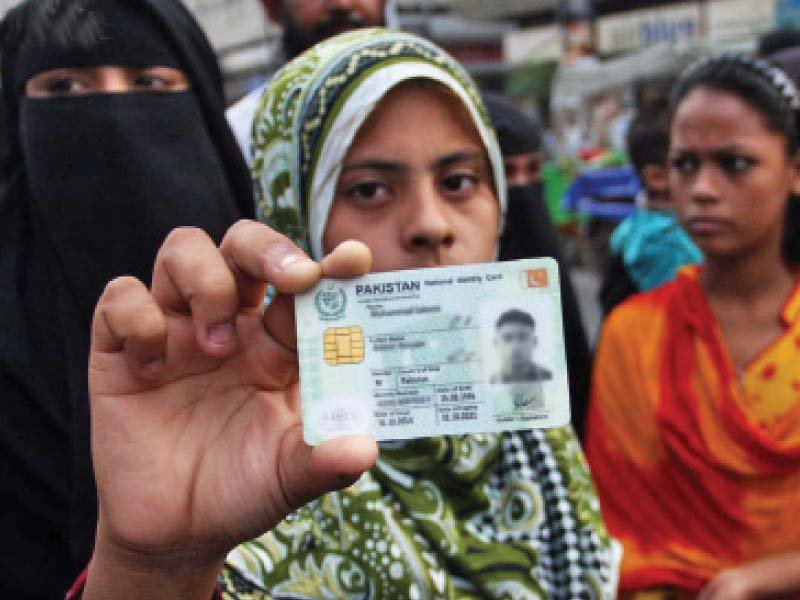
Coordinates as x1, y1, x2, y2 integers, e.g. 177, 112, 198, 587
610, 209, 703, 291
778, 0, 800, 27
562, 166, 641, 221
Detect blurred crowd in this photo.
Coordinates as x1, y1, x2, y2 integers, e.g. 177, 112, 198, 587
0, 1, 799, 599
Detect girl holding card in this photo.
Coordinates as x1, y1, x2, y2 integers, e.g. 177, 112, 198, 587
74, 29, 619, 599
586, 55, 800, 600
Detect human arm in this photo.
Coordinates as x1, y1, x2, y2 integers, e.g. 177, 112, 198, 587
81, 221, 378, 599
699, 554, 800, 600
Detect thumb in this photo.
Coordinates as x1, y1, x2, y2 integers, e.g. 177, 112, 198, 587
279, 432, 378, 508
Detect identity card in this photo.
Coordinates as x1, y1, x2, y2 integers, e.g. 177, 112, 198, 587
295, 258, 570, 445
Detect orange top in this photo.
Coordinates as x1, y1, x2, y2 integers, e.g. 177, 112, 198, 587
586, 267, 800, 595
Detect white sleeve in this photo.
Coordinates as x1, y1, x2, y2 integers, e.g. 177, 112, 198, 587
225, 84, 268, 169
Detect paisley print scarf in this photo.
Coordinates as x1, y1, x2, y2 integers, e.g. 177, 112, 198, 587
223, 29, 619, 600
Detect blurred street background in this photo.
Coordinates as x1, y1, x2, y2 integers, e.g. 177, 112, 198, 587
4, 0, 794, 343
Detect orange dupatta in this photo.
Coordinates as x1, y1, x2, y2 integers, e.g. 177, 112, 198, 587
586, 268, 800, 596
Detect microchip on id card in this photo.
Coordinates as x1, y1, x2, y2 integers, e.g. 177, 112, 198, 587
296, 258, 570, 445
324, 327, 365, 366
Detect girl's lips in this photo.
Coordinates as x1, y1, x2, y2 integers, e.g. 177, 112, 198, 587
686, 217, 729, 235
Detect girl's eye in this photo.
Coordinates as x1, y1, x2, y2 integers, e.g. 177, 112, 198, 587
671, 155, 699, 175
441, 173, 477, 196
719, 154, 753, 174
46, 77, 86, 95
135, 75, 168, 89
133, 69, 188, 91
344, 181, 391, 206
134, 73, 181, 91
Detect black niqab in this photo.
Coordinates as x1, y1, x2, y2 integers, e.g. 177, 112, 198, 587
0, 1, 254, 596
483, 92, 542, 156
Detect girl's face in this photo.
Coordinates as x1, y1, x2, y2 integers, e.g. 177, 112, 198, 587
25, 66, 188, 97
323, 82, 500, 273
669, 86, 800, 261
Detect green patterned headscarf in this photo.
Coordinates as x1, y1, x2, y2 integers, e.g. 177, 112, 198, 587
249, 27, 506, 260
222, 29, 619, 600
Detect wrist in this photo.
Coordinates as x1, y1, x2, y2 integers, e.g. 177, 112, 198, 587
83, 523, 226, 600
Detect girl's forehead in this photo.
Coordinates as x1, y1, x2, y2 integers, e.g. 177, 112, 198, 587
672, 87, 786, 145
345, 82, 485, 160
676, 87, 761, 121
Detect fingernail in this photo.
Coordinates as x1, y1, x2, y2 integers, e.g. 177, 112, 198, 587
267, 241, 313, 273
208, 322, 235, 347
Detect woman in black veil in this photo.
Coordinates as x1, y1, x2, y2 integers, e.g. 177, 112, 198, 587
0, 1, 252, 594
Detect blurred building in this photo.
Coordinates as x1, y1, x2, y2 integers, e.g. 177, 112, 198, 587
180, 0, 279, 101
398, 0, 514, 90
0, 0, 792, 100
461, 0, 784, 157
470, 0, 778, 64
179, 0, 517, 99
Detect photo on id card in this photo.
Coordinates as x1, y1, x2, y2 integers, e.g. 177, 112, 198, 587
480, 294, 559, 418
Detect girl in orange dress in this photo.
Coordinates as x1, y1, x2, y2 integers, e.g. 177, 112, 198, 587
586, 55, 800, 600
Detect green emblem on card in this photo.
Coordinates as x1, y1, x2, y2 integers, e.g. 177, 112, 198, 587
315, 283, 347, 321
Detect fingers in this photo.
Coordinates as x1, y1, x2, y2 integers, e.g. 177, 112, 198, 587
262, 294, 296, 352
220, 220, 320, 300
278, 430, 378, 510
311, 435, 379, 484
137, 223, 370, 362
92, 277, 167, 380
151, 228, 239, 357
320, 240, 372, 279
263, 240, 372, 351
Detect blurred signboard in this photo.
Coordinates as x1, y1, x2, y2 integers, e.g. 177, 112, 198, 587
504, 25, 561, 64
595, 3, 700, 55
596, 0, 775, 56
708, 0, 775, 41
